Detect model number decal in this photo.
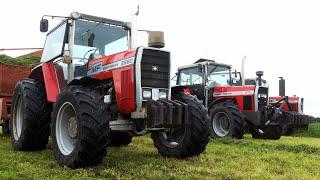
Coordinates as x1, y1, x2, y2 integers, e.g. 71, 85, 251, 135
90, 62, 102, 74
213, 90, 254, 97
88, 57, 135, 76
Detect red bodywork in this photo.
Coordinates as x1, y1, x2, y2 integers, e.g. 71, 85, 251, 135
269, 96, 301, 113
88, 49, 137, 113
212, 85, 256, 112
31, 49, 137, 114
182, 85, 257, 112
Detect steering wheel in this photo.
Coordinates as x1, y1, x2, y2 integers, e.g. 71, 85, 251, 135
80, 48, 99, 63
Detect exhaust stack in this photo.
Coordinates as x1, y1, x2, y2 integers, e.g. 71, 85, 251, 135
241, 56, 246, 86
256, 71, 264, 86
279, 77, 286, 96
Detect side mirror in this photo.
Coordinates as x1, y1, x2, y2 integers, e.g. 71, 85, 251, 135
148, 31, 165, 48
40, 18, 49, 33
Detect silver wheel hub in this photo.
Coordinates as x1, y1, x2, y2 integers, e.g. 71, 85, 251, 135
56, 102, 77, 155
13, 96, 24, 141
213, 112, 231, 137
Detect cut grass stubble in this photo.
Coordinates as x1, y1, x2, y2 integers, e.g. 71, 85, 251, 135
1, 123, 320, 179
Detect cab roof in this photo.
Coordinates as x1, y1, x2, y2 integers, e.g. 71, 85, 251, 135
177, 58, 232, 70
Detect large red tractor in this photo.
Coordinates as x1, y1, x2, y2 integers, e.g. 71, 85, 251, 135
173, 59, 284, 140
10, 12, 210, 168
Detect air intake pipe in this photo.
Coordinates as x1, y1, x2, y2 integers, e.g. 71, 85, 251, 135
256, 71, 264, 86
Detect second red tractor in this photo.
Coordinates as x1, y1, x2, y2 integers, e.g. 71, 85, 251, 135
173, 59, 285, 140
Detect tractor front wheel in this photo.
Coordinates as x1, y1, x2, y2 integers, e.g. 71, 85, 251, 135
51, 86, 110, 168
209, 100, 246, 139
151, 94, 210, 158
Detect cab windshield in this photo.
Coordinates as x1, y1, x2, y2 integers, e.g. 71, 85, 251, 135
72, 20, 129, 66
207, 65, 231, 87
178, 67, 203, 85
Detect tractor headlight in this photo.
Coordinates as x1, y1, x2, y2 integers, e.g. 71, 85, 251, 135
142, 89, 152, 99
159, 90, 168, 99
258, 93, 267, 99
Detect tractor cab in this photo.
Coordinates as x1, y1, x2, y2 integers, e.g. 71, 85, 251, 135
39, 12, 131, 82
176, 59, 232, 106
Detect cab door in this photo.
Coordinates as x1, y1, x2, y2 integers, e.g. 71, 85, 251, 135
177, 65, 206, 102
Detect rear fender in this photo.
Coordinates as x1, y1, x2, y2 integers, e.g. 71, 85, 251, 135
28, 62, 66, 102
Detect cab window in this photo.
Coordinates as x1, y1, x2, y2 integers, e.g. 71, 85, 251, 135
178, 67, 203, 85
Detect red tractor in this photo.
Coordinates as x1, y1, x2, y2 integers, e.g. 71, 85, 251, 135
242, 75, 313, 135
268, 77, 313, 135
173, 59, 284, 140
10, 12, 210, 168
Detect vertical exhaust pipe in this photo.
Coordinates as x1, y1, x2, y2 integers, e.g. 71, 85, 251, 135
279, 77, 285, 96
241, 56, 246, 86
130, 5, 139, 49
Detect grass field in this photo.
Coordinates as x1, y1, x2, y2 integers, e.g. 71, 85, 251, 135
1, 124, 320, 179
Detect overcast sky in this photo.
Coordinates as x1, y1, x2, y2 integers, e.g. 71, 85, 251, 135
0, 0, 319, 117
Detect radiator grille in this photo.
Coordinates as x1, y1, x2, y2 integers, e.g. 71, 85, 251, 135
140, 49, 170, 88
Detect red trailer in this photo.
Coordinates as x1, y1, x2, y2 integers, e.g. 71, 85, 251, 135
0, 63, 31, 134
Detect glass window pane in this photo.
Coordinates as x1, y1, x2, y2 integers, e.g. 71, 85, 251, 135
207, 65, 231, 87
179, 68, 203, 85
41, 23, 67, 62
73, 20, 128, 65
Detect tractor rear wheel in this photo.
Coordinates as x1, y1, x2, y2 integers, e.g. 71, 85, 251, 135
250, 125, 282, 140
209, 100, 246, 139
10, 78, 51, 150
51, 86, 110, 168
151, 94, 210, 158
108, 132, 133, 147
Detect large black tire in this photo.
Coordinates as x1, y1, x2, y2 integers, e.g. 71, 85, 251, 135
151, 94, 210, 158
10, 78, 52, 151
2, 120, 10, 135
51, 86, 110, 168
108, 132, 133, 147
250, 125, 282, 140
209, 100, 246, 139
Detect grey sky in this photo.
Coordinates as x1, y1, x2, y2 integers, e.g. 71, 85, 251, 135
0, 0, 319, 117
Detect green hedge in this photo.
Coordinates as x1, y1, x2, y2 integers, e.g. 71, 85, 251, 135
0, 52, 41, 67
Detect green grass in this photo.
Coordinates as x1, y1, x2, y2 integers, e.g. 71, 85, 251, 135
1, 124, 320, 179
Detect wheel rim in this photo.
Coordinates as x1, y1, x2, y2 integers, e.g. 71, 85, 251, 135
212, 112, 231, 137
56, 102, 77, 156
160, 126, 185, 148
13, 95, 24, 141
